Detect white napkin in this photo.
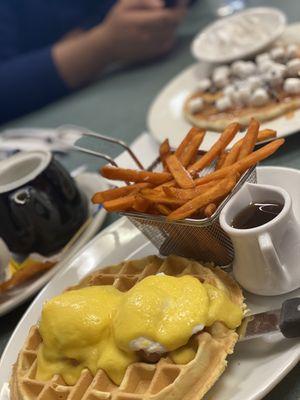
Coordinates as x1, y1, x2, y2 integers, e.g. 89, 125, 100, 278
0, 128, 74, 155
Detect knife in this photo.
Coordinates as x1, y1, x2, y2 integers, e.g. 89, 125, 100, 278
238, 297, 300, 341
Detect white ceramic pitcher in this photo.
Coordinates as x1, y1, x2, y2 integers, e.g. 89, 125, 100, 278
220, 182, 300, 295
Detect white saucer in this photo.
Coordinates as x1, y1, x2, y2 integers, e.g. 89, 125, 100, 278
0, 172, 108, 317
191, 7, 286, 64
0, 166, 299, 400
147, 23, 300, 150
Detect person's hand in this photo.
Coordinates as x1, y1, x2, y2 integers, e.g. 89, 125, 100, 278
52, 0, 187, 88
101, 0, 187, 64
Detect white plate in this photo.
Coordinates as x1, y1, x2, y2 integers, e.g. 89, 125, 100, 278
147, 23, 300, 150
191, 7, 286, 64
0, 172, 108, 317
0, 166, 299, 400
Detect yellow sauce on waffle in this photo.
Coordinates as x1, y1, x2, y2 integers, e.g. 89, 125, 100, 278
36, 275, 243, 385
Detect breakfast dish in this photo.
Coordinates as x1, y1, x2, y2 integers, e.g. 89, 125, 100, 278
0, 172, 108, 318
10, 255, 245, 400
148, 23, 300, 150
1, 215, 299, 400
0, 258, 56, 293
94, 120, 283, 220
184, 44, 300, 131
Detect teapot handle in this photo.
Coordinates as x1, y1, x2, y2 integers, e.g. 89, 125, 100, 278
258, 232, 291, 285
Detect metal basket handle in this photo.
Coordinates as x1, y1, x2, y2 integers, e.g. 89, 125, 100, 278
71, 127, 144, 170
73, 145, 118, 167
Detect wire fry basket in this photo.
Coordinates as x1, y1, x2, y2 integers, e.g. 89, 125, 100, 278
71, 127, 257, 266
122, 164, 256, 266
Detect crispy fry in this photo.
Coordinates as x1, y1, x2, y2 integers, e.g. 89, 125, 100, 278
144, 205, 159, 215
165, 154, 195, 189
204, 203, 217, 218
163, 180, 217, 201
222, 127, 276, 168
155, 204, 172, 216
132, 195, 151, 213
179, 131, 205, 167
97, 122, 282, 222
256, 129, 276, 142
235, 129, 276, 152
159, 139, 171, 170
175, 127, 204, 159
237, 118, 259, 161
92, 183, 151, 204
194, 139, 285, 185
154, 179, 176, 192
222, 144, 241, 167
188, 122, 240, 173
101, 166, 171, 185
168, 175, 238, 220
143, 179, 178, 194
141, 193, 185, 206
216, 152, 227, 170
0, 261, 55, 293
103, 194, 136, 212
140, 188, 164, 197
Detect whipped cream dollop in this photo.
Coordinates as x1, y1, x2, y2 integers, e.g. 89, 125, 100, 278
189, 97, 204, 114
286, 44, 298, 59
286, 58, 300, 76
264, 63, 286, 87
270, 46, 285, 62
216, 96, 232, 111
284, 78, 300, 94
250, 88, 270, 106
197, 78, 211, 92
212, 66, 230, 88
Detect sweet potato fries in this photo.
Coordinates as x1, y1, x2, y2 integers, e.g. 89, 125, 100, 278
93, 120, 283, 220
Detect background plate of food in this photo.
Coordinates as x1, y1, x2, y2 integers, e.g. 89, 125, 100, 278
191, 7, 286, 64
0, 172, 108, 317
0, 197, 299, 400
147, 23, 300, 150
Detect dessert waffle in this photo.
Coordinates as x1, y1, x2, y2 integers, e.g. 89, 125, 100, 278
11, 255, 244, 400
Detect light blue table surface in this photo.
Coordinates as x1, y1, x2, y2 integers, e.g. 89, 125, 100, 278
0, 0, 299, 398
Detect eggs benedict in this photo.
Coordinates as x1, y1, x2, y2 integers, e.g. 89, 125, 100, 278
11, 255, 245, 400
36, 272, 243, 386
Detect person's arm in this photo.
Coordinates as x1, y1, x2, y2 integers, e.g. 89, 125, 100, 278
0, 1, 70, 124
51, 25, 114, 89
0, 48, 69, 124
52, 0, 187, 88
0, 0, 186, 124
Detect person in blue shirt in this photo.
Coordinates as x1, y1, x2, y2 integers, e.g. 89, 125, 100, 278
0, 0, 187, 124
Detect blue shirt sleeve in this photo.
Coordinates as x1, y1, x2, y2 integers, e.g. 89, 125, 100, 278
0, 1, 70, 125
0, 47, 70, 124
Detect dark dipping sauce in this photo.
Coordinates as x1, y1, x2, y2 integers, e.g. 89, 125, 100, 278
231, 201, 284, 229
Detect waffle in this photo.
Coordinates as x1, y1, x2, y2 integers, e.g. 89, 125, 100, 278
11, 255, 244, 400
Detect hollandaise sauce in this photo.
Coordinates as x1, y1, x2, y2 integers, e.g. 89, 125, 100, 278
36, 275, 243, 386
